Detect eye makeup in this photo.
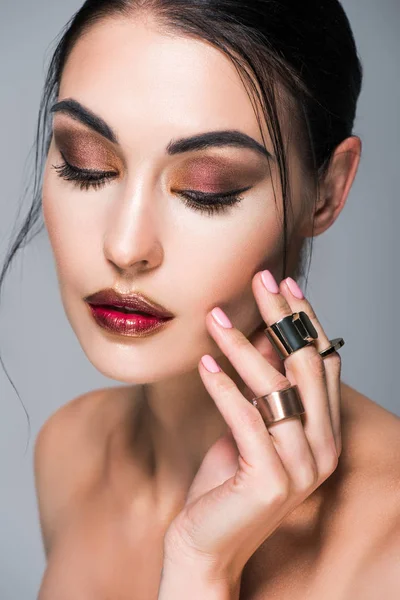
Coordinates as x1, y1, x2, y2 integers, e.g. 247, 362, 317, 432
169, 154, 267, 195
53, 124, 120, 172
51, 122, 270, 215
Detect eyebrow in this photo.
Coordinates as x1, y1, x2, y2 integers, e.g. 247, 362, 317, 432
50, 98, 274, 161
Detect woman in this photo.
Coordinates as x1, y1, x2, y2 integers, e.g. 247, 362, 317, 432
1, 1, 399, 598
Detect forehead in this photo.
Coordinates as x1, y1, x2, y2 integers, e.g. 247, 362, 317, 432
58, 16, 272, 154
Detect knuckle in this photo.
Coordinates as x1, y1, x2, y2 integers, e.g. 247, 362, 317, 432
305, 349, 326, 379
248, 466, 291, 508
270, 374, 291, 393
214, 375, 237, 397
295, 463, 318, 493
232, 330, 250, 351
263, 476, 291, 506
241, 405, 267, 435
318, 447, 339, 479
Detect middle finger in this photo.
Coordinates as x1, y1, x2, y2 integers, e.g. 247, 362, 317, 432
253, 270, 337, 471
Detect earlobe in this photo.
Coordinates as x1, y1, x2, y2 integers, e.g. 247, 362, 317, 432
301, 135, 362, 238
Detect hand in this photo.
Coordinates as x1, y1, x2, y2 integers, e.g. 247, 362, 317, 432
163, 270, 342, 586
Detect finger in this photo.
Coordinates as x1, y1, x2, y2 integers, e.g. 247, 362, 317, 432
247, 321, 286, 377
251, 271, 337, 479
204, 306, 316, 492
198, 355, 290, 504
279, 277, 342, 455
185, 430, 239, 506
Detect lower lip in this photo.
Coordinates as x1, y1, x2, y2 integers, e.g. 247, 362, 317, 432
87, 304, 174, 337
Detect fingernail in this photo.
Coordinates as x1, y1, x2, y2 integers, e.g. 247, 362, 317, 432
211, 307, 233, 328
285, 277, 304, 299
261, 270, 279, 293
201, 354, 221, 373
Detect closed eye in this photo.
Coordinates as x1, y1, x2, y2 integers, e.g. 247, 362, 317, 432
175, 187, 251, 216
51, 153, 117, 191
52, 154, 251, 215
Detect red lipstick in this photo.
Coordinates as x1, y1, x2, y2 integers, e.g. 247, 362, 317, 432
84, 288, 175, 337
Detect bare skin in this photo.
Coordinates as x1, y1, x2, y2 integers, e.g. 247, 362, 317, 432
35, 381, 400, 600
35, 12, 400, 600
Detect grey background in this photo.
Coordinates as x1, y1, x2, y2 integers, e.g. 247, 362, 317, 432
0, 0, 399, 597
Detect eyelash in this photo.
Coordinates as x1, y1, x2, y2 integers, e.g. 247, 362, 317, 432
51, 155, 249, 216
51, 156, 116, 192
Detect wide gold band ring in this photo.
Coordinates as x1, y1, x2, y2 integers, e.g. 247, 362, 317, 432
251, 384, 305, 425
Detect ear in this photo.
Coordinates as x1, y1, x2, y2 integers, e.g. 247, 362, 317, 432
301, 135, 362, 238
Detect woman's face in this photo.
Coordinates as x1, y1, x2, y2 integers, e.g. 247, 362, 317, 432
42, 16, 307, 384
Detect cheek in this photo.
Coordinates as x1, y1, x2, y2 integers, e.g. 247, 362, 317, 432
177, 204, 283, 319
42, 165, 65, 268
42, 163, 95, 287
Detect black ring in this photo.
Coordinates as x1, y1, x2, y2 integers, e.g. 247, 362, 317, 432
263, 311, 318, 360
319, 337, 345, 358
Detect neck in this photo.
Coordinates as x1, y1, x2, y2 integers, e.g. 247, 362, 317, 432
130, 353, 247, 514
115, 360, 352, 521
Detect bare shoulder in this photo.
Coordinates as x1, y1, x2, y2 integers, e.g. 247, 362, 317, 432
338, 382, 400, 595
340, 381, 400, 469
339, 381, 400, 501
340, 380, 400, 423
34, 384, 136, 555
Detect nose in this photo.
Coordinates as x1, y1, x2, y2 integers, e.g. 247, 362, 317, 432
103, 183, 164, 274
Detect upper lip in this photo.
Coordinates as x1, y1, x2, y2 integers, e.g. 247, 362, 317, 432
84, 288, 175, 319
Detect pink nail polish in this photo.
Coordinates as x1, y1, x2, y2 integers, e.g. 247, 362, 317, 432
201, 354, 221, 373
285, 277, 304, 299
261, 270, 279, 293
211, 307, 233, 328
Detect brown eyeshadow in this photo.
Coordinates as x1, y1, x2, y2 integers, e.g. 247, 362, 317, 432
53, 125, 119, 170
170, 154, 267, 194
53, 121, 269, 191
